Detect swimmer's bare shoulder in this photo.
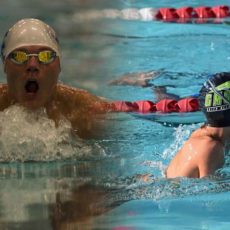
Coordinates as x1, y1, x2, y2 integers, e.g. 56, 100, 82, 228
166, 127, 224, 178
56, 84, 113, 112
54, 84, 114, 138
193, 127, 224, 172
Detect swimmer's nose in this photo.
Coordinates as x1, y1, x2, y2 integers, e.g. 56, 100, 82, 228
26, 56, 39, 72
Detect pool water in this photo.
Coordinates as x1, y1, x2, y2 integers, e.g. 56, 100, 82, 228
1, 0, 230, 229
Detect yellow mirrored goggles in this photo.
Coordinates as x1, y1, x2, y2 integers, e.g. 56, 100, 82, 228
8, 50, 57, 64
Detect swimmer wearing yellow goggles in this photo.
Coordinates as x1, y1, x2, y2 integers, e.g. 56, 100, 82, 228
8, 50, 57, 64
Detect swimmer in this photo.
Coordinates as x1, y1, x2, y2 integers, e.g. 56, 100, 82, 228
166, 72, 230, 178
109, 70, 181, 102
108, 70, 162, 87
152, 85, 180, 101
0, 18, 114, 139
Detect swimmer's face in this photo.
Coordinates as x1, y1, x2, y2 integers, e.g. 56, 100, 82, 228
4, 45, 61, 110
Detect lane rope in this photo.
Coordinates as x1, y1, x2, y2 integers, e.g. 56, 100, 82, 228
72, 5, 230, 23
112, 97, 200, 113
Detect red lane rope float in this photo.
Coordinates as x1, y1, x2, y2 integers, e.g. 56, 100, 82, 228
112, 97, 200, 113
155, 5, 230, 23
135, 100, 156, 113
212, 5, 230, 17
155, 8, 179, 21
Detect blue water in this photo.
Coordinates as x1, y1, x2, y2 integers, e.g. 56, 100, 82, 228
1, 0, 230, 229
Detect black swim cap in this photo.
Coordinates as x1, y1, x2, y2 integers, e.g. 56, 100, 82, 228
199, 72, 230, 127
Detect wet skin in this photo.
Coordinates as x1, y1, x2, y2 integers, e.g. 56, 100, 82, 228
1, 45, 114, 138
166, 125, 229, 178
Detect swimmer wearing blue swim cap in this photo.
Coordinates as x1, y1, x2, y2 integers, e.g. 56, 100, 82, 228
0, 18, 114, 138
166, 72, 230, 178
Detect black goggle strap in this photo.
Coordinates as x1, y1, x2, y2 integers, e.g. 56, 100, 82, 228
208, 79, 230, 105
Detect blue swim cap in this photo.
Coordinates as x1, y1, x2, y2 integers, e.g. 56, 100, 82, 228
199, 72, 230, 127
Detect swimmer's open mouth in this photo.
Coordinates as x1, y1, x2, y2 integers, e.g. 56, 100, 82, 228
25, 80, 39, 93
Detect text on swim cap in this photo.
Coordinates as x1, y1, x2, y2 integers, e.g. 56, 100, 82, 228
205, 81, 230, 110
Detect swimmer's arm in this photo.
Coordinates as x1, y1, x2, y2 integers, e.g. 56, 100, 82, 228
198, 141, 224, 178
58, 84, 115, 112
108, 71, 159, 87
85, 93, 115, 113
70, 86, 114, 112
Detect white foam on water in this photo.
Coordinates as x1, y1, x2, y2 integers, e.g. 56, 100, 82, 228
0, 105, 106, 162
162, 124, 199, 161
141, 160, 167, 177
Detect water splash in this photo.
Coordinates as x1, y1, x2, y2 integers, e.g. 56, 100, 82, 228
162, 124, 198, 160
0, 105, 105, 162
141, 160, 167, 177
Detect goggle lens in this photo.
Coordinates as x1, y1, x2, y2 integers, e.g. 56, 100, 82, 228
12, 51, 27, 63
38, 51, 54, 63
9, 50, 57, 64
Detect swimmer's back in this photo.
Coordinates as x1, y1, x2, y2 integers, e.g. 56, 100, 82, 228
166, 127, 224, 178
